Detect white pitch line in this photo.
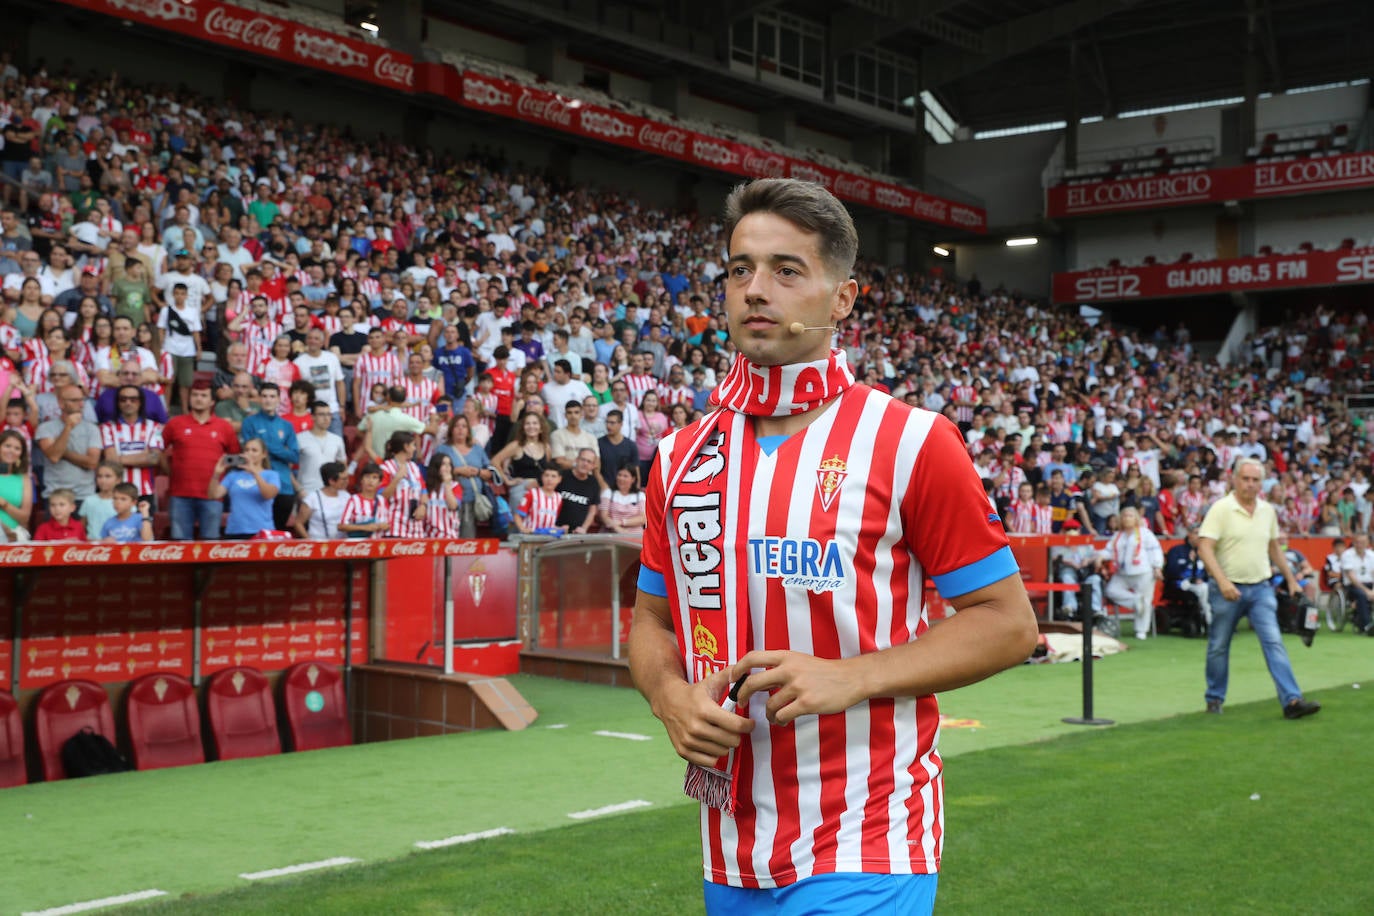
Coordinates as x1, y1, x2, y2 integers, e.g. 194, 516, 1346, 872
415, 827, 515, 849
239, 857, 361, 880
22, 889, 168, 916
593, 730, 652, 741
568, 799, 652, 819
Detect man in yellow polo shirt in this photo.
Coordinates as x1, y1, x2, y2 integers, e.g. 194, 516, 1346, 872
1197, 457, 1320, 719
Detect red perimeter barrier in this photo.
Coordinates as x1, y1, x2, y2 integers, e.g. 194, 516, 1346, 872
0, 540, 497, 692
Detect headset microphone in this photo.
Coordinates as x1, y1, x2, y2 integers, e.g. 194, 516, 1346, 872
788, 322, 838, 335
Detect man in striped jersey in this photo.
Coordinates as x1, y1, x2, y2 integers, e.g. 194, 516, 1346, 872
630, 179, 1037, 915
100, 385, 163, 507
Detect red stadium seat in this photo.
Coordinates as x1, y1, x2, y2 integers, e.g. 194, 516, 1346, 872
35, 680, 117, 781
281, 662, 351, 751
126, 673, 205, 771
0, 690, 25, 788
206, 667, 281, 761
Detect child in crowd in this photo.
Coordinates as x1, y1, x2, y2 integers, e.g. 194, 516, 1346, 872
515, 466, 565, 534
100, 482, 153, 543
338, 464, 390, 538
78, 461, 121, 541
33, 487, 85, 541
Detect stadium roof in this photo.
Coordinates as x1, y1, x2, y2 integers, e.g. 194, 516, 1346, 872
428, 0, 1374, 136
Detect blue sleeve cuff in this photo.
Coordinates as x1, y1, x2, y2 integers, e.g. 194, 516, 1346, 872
931, 546, 1019, 598
637, 566, 668, 597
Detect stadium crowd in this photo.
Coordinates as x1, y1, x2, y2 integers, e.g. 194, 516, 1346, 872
0, 65, 1370, 545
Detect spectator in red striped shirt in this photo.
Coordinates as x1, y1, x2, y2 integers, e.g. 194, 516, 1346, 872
337, 464, 389, 539
100, 384, 163, 507
514, 466, 564, 534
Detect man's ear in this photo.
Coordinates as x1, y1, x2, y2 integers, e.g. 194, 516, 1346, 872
831, 278, 858, 323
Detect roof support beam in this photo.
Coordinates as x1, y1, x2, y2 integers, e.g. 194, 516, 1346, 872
831, 0, 982, 56
924, 0, 1144, 88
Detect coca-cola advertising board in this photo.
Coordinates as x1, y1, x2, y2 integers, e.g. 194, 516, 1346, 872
1052, 246, 1374, 303
0, 538, 494, 568
0, 573, 11, 687
52, 0, 415, 91
1047, 152, 1374, 218
456, 71, 986, 233
18, 567, 195, 689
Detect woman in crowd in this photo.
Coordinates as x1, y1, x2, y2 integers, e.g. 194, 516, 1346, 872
599, 465, 646, 533
259, 335, 300, 411
436, 413, 492, 539
135, 321, 175, 401
462, 396, 492, 449
13, 277, 47, 339
588, 362, 613, 403
76, 314, 114, 378
209, 438, 281, 538
0, 430, 33, 539
423, 453, 462, 539
492, 409, 553, 513
634, 390, 670, 481
511, 368, 543, 421
64, 295, 101, 344
380, 430, 428, 539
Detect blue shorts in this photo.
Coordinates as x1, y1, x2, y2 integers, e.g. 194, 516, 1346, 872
704, 873, 938, 915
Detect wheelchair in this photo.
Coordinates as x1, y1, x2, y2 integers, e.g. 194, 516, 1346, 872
1317, 573, 1349, 632
1153, 582, 1208, 638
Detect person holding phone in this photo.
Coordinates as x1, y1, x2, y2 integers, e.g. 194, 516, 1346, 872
208, 437, 281, 538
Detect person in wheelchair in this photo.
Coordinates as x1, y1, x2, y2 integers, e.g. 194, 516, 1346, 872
1272, 535, 1319, 605
1164, 527, 1211, 626
1323, 537, 1347, 595
1051, 534, 1104, 624
1338, 532, 1374, 635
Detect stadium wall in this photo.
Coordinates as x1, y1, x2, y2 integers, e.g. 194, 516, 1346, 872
949, 239, 1057, 297
28, 19, 224, 97
424, 17, 527, 69
1253, 191, 1374, 251
927, 132, 1061, 227
1257, 83, 1368, 133
1070, 212, 1222, 270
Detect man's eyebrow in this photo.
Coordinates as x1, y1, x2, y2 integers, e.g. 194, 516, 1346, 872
726, 252, 809, 267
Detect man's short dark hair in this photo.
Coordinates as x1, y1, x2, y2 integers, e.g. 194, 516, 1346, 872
387, 385, 407, 404
566, 399, 582, 412
605, 409, 623, 422
723, 178, 859, 280
554, 359, 572, 375
320, 461, 346, 483
260, 382, 279, 395
309, 399, 331, 412
113, 482, 139, 500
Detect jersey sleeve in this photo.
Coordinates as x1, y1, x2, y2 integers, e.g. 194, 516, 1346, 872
904, 414, 1018, 598
637, 448, 670, 597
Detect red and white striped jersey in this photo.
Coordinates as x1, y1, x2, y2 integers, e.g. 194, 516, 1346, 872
951, 384, 978, 423
318, 314, 342, 338
100, 419, 164, 495
340, 493, 390, 539
640, 388, 1013, 888
380, 458, 427, 539
358, 275, 381, 303
1178, 489, 1209, 529
425, 482, 461, 538
621, 371, 657, 406
0, 323, 21, 355
517, 487, 562, 530
355, 350, 403, 396
380, 317, 417, 339
994, 464, 1026, 502
1047, 417, 1073, 443
243, 318, 284, 350
402, 376, 439, 421
657, 384, 694, 408
1006, 499, 1037, 534
145, 351, 174, 400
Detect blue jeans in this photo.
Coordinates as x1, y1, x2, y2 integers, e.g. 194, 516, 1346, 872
1206, 581, 1303, 708
169, 496, 223, 540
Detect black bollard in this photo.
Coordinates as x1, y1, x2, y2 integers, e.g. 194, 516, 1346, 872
1063, 610, 1114, 726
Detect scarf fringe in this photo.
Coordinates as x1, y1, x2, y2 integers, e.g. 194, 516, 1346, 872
684, 761, 738, 815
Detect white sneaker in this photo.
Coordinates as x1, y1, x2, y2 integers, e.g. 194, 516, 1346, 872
1135, 632, 1148, 640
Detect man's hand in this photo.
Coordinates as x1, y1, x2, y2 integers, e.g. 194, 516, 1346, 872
731, 650, 864, 726
1287, 579, 1301, 597
63, 412, 81, 430
1219, 580, 1240, 601
651, 669, 754, 766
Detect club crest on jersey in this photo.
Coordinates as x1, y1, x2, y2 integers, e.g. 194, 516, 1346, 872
815, 454, 848, 511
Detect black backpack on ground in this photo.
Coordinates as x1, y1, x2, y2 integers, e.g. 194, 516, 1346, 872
61, 727, 131, 777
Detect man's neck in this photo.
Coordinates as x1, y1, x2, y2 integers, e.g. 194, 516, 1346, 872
191, 408, 211, 421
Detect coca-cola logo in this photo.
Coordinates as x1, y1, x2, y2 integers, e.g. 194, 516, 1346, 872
260, 651, 285, 662
950, 205, 984, 229
61, 549, 111, 563
874, 186, 913, 210
579, 110, 635, 140
742, 151, 787, 179
207, 544, 254, 560
637, 124, 687, 156
28, 667, 55, 679
691, 139, 738, 168
205, 655, 230, 666
443, 540, 483, 555
333, 541, 376, 558
293, 32, 369, 70
390, 541, 429, 556
788, 164, 832, 187
373, 52, 414, 87
127, 643, 154, 654
517, 90, 574, 127
0, 547, 35, 564
462, 77, 512, 109
106, 0, 197, 23
138, 545, 186, 562
912, 197, 948, 221
272, 544, 317, 560
94, 662, 121, 673
203, 7, 284, 52
233, 638, 258, 647
61, 647, 90, 658
288, 634, 313, 645
834, 175, 873, 202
